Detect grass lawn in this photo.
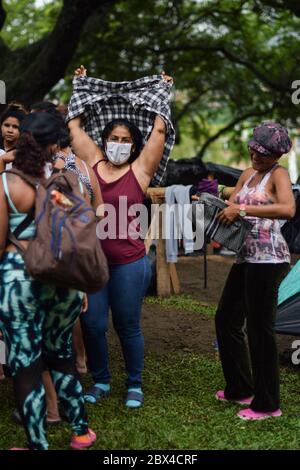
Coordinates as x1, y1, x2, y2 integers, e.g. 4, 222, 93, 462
0, 351, 299, 450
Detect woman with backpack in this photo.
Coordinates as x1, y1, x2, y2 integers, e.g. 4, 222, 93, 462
68, 65, 173, 408
6, 116, 103, 428
215, 122, 295, 421
0, 112, 96, 450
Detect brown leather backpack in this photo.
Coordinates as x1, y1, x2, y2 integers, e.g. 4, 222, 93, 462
6, 168, 109, 293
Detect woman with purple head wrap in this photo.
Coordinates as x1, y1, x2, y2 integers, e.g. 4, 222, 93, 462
215, 122, 295, 420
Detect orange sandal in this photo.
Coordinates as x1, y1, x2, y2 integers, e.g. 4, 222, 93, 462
70, 428, 96, 450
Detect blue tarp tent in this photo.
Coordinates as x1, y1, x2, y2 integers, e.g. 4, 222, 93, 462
276, 261, 300, 335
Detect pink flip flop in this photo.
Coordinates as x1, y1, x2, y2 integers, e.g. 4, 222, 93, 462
237, 408, 282, 421
10, 448, 29, 451
215, 390, 253, 406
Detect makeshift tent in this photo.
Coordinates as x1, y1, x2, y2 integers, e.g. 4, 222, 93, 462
276, 261, 300, 335
205, 162, 242, 186
163, 158, 242, 187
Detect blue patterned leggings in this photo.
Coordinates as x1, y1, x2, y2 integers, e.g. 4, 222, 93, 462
0, 253, 88, 450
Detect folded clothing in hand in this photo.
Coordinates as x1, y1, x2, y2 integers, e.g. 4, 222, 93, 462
192, 192, 253, 253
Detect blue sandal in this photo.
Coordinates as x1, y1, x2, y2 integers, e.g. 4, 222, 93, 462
84, 385, 110, 404
125, 389, 144, 409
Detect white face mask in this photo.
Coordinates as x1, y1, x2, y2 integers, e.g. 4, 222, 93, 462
106, 142, 132, 166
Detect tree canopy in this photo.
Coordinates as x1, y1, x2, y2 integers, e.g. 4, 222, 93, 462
0, 0, 299, 161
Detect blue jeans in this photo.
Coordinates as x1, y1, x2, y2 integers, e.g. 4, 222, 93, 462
81, 256, 151, 388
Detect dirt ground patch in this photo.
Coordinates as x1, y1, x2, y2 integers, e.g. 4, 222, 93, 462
108, 254, 299, 367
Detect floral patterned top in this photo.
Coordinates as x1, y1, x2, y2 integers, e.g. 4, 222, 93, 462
234, 165, 290, 264
55, 151, 93, 200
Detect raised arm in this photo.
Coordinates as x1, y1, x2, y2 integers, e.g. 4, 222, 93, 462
133, 72, 173, 190
136, 114, 166, 173
68, 117, 104, 168
87, 165, 104, 211
68, 65, 104, 167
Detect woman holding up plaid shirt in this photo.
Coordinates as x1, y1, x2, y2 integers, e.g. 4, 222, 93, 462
68, 66, 173, 408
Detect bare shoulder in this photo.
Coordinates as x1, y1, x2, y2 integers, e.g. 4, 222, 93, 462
272, 165, 289, 175
272, 165, 291, 181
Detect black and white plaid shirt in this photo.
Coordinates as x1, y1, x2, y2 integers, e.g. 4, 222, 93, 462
67, 75, 175, 186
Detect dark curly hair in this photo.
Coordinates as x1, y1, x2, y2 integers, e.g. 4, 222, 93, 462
101, 119, 144, 163
0, 105, 27, 127
0, 105, 27, 148
14, 132, 53, 177
57, 125, 71, 149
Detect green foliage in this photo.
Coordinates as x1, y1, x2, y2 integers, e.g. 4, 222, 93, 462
1, 0, 300, 162
2, 0, 62, 50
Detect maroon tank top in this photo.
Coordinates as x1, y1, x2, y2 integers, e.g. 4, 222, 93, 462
93, 162, 146, 265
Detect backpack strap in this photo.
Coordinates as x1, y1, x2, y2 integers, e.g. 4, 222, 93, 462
8, 232, 25, 255
13, 207, 35, 239
8, 207, 35, 255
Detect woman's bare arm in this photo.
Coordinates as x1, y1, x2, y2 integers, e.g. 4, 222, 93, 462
88, 165, 103, 211
218, 167, 295, 225
134, 115, 166, 177
68, 65, 104, 167
133, 73, 173, 191
68, 117, 104, 168
244, 167, 295, 219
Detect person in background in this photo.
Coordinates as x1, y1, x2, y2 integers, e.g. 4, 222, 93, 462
11, 120, 103, 427
54, 125, 104, 375
0, 105, 27, 153
0, 102, 64, 426
0, 112, 96, 449
215, 122, 295, 421
32, 103, 101, 374
30, 101, 57, 115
